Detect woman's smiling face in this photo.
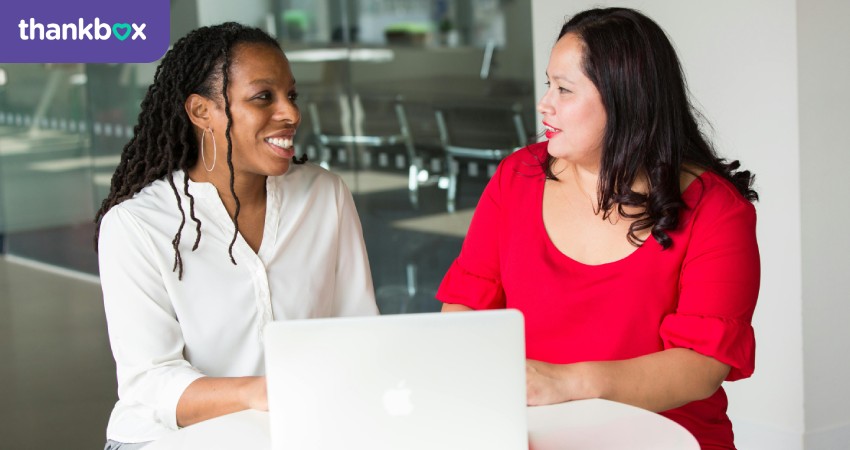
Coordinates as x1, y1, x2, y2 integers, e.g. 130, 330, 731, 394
537, 32, 607, 170
206, 42, 300, 179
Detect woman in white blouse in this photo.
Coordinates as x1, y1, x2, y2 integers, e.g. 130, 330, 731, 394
94, 23, 378, 449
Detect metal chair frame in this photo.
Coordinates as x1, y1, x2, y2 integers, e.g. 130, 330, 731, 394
307, 93, 422, 208
434, 103, 527, 213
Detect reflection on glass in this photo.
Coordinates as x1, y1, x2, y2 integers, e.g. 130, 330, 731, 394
0, 0, 535, 316
0, 63, 96, 271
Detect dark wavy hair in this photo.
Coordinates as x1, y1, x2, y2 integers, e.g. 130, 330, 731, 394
94, 22, 306, 279
544, 8, 758, 248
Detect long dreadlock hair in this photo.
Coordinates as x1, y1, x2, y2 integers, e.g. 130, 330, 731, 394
94, 22, 306, 279
544, 8, 758, 249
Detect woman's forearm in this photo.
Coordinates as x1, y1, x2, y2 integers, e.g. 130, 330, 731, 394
443, 304, 728, 411
176, 376, 267, 427
528, 348, 730, 412
441, 303, 474, 312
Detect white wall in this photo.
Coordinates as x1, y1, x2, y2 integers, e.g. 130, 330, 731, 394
530, 1, 806, 448
798, 0, 850, 447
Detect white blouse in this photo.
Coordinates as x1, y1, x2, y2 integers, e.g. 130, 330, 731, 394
98, 164, 378, 443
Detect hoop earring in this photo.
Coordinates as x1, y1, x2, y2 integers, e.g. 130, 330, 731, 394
201, 127, 217, 172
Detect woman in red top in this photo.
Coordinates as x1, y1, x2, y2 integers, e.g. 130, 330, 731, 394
437, 8, 760, 449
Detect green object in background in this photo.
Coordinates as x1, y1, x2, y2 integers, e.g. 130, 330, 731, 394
439, 17, 453, 33
384, 22, 431, 46
384, 22, 431, 35
282, 10, 309, 41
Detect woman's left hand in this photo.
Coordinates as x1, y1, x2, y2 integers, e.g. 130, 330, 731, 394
526, 359, 575, 406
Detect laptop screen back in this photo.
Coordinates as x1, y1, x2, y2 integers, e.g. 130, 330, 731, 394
264, 310, 527, 450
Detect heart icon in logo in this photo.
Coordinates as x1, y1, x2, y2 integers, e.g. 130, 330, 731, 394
112, 23, 132, 41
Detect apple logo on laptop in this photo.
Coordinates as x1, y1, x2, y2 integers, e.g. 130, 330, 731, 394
382, 381, 414, 416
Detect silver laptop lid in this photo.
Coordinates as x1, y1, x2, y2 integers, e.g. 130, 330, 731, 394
264, 310, 527, 450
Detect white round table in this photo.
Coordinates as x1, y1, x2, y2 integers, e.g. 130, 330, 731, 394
146, 399, 698, 450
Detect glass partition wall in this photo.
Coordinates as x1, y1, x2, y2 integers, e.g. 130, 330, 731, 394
0, 63, 98, 272
0, 0, 535, 314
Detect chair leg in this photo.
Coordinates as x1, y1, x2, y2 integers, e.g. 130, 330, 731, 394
408, 163, 419, 209
319, 145, 331, 170
394, 101, 420, 210
447, 156, 458, 213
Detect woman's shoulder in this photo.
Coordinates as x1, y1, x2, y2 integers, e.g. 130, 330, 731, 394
274, 162, 350, 198
102, 173, 186, 229
683, 170, 756, 222
108, 176, 164, 209
496, 141, 549, 180
503, 141, 548, 167
284, 161, 343, 183
283, 161, 341, 181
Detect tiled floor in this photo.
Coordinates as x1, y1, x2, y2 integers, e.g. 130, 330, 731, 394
0, 257, 116, 450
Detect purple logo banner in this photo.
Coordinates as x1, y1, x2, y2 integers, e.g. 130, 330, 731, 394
0, 0, 170, 63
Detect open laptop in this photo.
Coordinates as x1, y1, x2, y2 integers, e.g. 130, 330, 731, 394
264, 309, 527, 450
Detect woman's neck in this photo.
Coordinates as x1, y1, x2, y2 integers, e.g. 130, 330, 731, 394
552, 158, 600, 193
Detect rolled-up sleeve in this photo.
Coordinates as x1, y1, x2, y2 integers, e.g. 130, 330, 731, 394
659, 196, 760, 381
99, 207, 204, 430
436, 162, 506, 310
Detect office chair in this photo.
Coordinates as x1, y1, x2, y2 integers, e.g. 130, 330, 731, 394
307, 92, 423, 208
434, 101, 528, 213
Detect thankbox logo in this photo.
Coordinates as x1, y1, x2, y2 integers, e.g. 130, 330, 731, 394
1, 0, 169, 63
19, 18, 147, 41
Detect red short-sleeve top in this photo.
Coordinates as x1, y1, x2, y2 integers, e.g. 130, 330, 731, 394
437, 141, 760, 449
